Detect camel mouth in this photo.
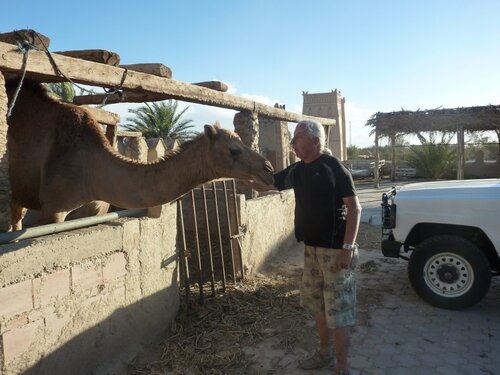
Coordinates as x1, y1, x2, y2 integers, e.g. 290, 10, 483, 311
253, 171, 274, 186
253, 160, 274, 185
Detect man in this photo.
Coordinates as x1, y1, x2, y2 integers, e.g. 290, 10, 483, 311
249, 120, 361, 375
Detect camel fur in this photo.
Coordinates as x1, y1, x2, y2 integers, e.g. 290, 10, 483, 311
6, 80, 274, 230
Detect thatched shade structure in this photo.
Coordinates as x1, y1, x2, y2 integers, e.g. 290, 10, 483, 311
366, 104, 500, 186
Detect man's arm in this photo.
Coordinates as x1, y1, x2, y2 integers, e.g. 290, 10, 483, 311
342, 195, 362, 246
336, 195, 362, 269
241, 180, 277, 192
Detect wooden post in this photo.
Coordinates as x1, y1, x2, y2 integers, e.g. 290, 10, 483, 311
374, 129, 380, 188
0, 29, 51, 50
0, 72, 11, 231
105, 125, 117, 148
120, 63, 172, 78
457, 126, 465, 180
233, 111, 259, 198
55, 49, 120, 66
391, 134, 396, 182
233, 110, 259, 152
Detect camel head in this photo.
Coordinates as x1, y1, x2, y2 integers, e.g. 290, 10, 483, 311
203, 124, 274, 185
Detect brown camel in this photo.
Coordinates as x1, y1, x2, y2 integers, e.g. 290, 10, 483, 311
6, 80, 274, 229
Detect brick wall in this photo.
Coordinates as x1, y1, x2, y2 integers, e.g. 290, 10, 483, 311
0, 203, 178, 375
0, 72, 11, 231
0, 192, 297, 374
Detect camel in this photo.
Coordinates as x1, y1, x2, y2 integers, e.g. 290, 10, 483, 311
6, 80, 274, 230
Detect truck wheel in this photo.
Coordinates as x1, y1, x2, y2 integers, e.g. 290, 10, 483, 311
408, 235, 491, 310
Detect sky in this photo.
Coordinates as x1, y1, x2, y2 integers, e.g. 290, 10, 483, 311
2, 1, 499, 147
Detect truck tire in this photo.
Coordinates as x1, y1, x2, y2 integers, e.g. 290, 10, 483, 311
408, 235, 491, 310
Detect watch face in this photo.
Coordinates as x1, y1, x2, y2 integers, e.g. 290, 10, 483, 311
343, 243, 358, 250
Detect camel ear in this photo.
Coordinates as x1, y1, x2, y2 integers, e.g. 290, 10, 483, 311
204, 124, 217, 139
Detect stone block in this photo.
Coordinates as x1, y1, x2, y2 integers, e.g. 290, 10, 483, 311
71, 261, 103, 293
1, 318, 43, 364
44, 309, 73, 347
1, 315, 28, 334
103, 252, 127, 282
0, 224, 123, 286
0, 279, 33, 320
33, 269, 71, 307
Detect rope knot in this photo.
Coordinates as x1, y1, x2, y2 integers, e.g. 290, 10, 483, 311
15, 40, 38, 53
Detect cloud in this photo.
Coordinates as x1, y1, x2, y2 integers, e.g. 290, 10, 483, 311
104, 102, 142, 124
183, 104, 237, 131
241, 93, 275, 106
344, 101, 376, 148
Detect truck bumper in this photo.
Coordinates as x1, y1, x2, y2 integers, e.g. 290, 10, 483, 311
381, 239, 402, 258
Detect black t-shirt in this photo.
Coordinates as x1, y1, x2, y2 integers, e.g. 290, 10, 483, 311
273, 154, 356, 249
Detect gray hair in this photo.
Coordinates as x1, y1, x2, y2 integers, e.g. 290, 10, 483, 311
296, 120, 332, 155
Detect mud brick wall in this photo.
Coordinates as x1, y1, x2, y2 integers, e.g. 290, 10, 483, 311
0, 72, 10, 231
0, 203, 178, 375
0, 191, 297, 375
241, 189, 296, 274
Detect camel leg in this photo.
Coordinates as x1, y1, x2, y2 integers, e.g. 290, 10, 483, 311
41, 210, 68, 225
9, 201, 26, 231
66, 200, 110, 220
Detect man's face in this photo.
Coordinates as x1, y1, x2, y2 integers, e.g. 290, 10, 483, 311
291, 125, 317, 161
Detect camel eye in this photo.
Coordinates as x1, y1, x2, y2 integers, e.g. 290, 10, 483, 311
229, 147, 241, 159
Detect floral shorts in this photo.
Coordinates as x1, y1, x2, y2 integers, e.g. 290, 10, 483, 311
300, 245, 358, 328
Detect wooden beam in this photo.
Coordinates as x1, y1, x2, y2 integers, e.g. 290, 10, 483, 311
82, 106, 120, 126
0, 29, 50, 50
73, 91, 158, 105
120, 63, 172, 78
54, 49, 120, 66
0, 41, 336, 126
191, 81, 228, 92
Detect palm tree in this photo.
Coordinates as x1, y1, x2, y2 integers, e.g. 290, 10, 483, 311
347, 145, 360, 159
45, 82, 76, 102
123, 101, 195, 142
406, 131, 455, 179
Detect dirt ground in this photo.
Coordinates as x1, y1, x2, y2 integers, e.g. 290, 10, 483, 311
126, 223, 381, 375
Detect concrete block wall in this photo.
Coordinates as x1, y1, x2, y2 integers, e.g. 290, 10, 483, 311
241, 190, 296, 274
0, 191, 297, 375
0, 203, 179, 375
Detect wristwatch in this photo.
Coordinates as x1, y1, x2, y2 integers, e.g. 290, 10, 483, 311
342, 243, 357, 251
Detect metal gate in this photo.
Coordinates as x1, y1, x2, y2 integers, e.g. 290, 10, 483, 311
177, 179, 244, 305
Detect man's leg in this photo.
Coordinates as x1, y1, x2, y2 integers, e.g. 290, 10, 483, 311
299, 246, 333, 369
333, 326, 350, 373
298, 312, 333, 369
314, 311, 333, 355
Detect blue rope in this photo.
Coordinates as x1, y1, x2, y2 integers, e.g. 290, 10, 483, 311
6, 40, 37, 118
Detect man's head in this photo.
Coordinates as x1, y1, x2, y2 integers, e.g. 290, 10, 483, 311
291, 120, 327, 162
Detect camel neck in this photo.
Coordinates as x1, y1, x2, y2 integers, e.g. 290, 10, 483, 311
92, 137, 215, 208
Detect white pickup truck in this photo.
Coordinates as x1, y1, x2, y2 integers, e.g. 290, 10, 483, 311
381, 179, 500, 310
